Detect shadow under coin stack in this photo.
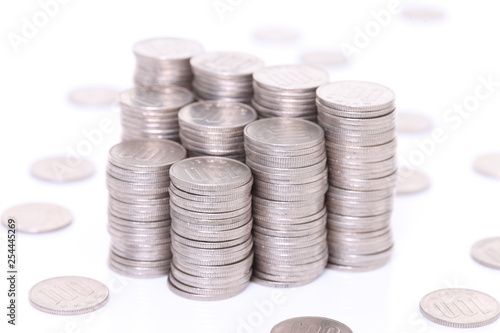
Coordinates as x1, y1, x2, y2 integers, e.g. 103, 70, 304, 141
133, 37, 203, 90
178, 100, 257, 162
168, 157, 254, 300
316, 80, 397, 271
190, 52, 265, 104
119, 86, 194, 142
106, 139, 186, 278
252, 64, 329, 121
244, 118, 329, 287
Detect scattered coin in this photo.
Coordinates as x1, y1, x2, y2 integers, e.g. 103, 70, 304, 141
68, 86, 119, 107
396, 169, 430, 195
271, 316, 353, 333
133, 37, 203, 90
31, 156, 95, 183
168, 156, 253, 300
190, 51, 265, 104
252, 64, 329, 120
106, 139, 186, 278
471, 237, 500, 270
252, 26, 300, 43
473, 153, 500, 179
119, 86, 194, 142
420, 288, 500, 328
317, 80, 397, 271
29, 276, 109, 315
397, 111, 433, 134
401, 5, 445, 22
1, 203, 72, 233
300, 50, 348, 68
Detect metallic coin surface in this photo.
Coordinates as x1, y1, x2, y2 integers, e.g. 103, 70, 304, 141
31, 156, 95, 182
271, 316, 353, 333
420, 288, 500, 328
29, 276, 109, 315
471, 237, 500, 270
133, 37, 203, 60
2, 203, 72, 233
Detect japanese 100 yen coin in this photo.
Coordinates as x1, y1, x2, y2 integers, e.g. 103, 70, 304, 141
271, 316, 353, 333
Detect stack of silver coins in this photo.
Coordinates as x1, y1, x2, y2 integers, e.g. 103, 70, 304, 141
133, 37, 203, 90
178, 100, 257, 162
190, 52, 265, 104
119, 86, 194, 142
106, 140, 186, 278
252, 64, 329, 121
244, 118, 329, 287
168, 157, 254, 300
316, 80, 397, 271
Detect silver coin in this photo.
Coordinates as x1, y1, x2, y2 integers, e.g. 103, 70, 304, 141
420, 288, 500, 328
68, 86, 118, 107
133, 37, 203, 61
473, 153, 500, 179
396, 169, 431, 195
31, 156, 95, 183
2, 203, 72, 233
252, 26, 299, 43
397, 111, 433, 134
271, 316, 352, 333
471, 237, 500, 270
190, 51, 264, 78
29, 276, 109, 315
300, 50, 348, 68
253, 64, 328, 92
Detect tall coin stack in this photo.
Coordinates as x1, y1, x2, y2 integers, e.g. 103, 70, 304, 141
168, 157, 254, 300
106, 140, 186, 278
190, 52, 265, 104
133, 37, 203, 90
244, 118, 329, 287
252, 64, 329, 121
119, 86, 194, 142
178, 100, 257, 162
316, 80, 397, 271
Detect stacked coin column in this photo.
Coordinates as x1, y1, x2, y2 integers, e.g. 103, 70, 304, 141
316, 81, 397, 271
190, 52, 264, 104
119, 86, 194, 142
133, 37, 203, 90
178, 101, 257, 162
106, 139, 186, 278
168, 157, 254, 300
244, 118, 329, 287
251, 64, 328, 121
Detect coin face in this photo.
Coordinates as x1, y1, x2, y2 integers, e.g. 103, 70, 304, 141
420, 288, 500, 328
133, 37, 203, 60
31, 156, 95, 183
271, 316, 353, 333
473, 153, 500, 179
253, 65, 329, 91
29, 276, 109, 315
2, 203, 72, 233
190, 52, 265, 77
397, 111, 433, 134
471, 237, 500, 269
317, 81, 395, 111
119, 86, 194, 111
68, 87, 118, 107
396, 169, 430, 195
178, 101, 257, 130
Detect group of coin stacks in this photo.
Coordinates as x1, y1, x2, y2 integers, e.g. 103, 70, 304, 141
119, 86, 194, 142
106, 140, 186, 278
316, 81, 397, 271
177, 101, 257, 162
252, 64, 329, 122
133, 37, 204, 90
244, 118, 329, 287
168, 157, 254, 300
190, 52, 265, 104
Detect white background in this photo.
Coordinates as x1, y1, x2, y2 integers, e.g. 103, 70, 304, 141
1, 0, 500, 332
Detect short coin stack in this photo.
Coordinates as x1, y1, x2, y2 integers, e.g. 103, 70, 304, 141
119, 86, 194, 142
316, 80, 397, 271
106, 140, 186, 278
190, 52, 265, 104
178, 100, 257, 162
168, 157, 254, 300
244, 118, 329, 287
133, 37, 203, 90
252, 64, 329, 121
